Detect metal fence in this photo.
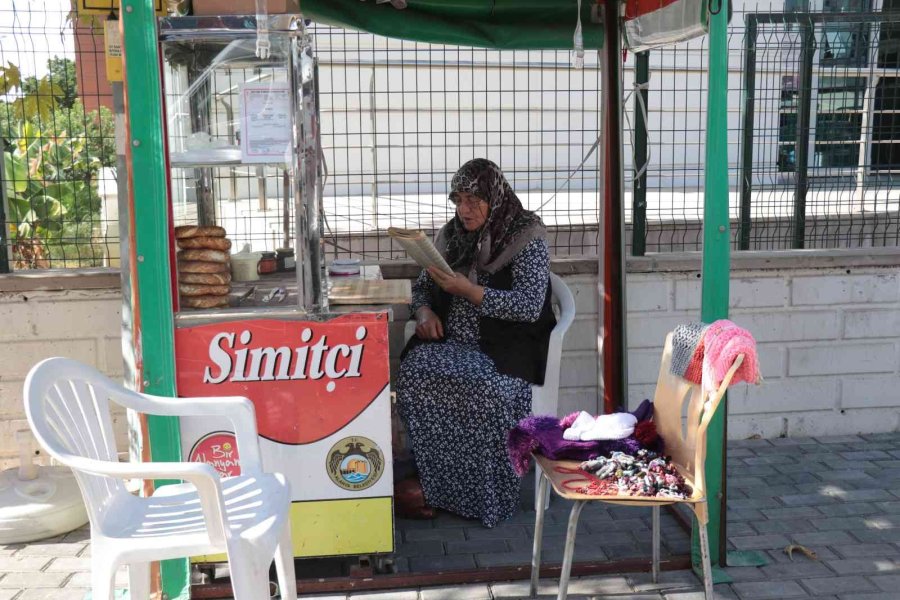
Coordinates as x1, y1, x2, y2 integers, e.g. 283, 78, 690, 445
0, 3, 117, 271
735, 10, 900, 250
311, 25, 604, 260
2, 1, 900, 270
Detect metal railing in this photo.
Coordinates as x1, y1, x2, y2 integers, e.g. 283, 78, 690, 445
2, 3, 899, 270
629, 9, 900, 253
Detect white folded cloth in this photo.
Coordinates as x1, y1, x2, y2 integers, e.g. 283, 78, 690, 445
562, 410, 637, 441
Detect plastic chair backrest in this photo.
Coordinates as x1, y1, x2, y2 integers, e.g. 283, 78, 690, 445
531, 272, 576, 416
24, 358, 127, 525
652, 332, 743, 501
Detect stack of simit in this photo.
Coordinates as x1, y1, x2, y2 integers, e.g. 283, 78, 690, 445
175, 225, 233, 309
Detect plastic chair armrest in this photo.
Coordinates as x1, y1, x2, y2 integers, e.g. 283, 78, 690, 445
403, 320, 416, 344
112, 393, 263, 474
70, 457, 229, 546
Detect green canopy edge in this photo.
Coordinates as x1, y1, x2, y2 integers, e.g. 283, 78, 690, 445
300, 0, 604, 50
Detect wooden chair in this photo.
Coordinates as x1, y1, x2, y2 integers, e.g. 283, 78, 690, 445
529, 331, 746, 600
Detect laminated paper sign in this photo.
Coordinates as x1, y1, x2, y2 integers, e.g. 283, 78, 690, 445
103, 20, 122, 83
239, 82, 292, 164
175, 313, 394, 558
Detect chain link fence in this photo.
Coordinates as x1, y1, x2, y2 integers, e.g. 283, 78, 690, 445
311, 25, 604, 260
2, 1, 899, 270
1, 2, 117, 270
631, 2, 900, 252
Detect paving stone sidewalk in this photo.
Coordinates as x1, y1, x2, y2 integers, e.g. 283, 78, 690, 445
2, 433, 899, 599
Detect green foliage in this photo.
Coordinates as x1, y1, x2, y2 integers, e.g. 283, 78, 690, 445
22, 58, 78, 111
0, 62, 22, 96
2, 57, 114, 269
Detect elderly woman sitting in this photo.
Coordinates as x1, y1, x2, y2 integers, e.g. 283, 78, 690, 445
397, 158, 556, 528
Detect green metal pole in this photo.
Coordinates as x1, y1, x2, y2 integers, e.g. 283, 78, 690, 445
738, 17, 757, 251
793, 20, 815, 250
632, 51, 649, 257
120, 2, 188, 598
695, 0, 731, 579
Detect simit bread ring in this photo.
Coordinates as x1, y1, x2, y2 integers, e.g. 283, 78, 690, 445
174, 225, 227, 239
178, 248, 229, 263
180, 295, 230, 309
178, 283, 231, 297
178, 271, 232, 285
176, 237, 232, 251
177, 260, 230, 274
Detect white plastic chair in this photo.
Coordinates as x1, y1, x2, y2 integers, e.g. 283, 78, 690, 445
531, 272, 576, 508
403, 272, 576, 509
23, 358, 297, 600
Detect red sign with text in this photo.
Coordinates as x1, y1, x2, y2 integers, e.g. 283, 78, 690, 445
189, 432, 241, 477
175, 314, 389, 445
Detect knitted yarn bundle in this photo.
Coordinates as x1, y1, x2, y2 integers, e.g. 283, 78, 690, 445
577, 449, 689, 499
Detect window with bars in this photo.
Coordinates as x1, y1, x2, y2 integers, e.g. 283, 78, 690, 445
776, 6, 900, 177
871, 76, 900, 171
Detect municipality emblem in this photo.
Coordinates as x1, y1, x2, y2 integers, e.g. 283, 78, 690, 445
326, 436, 384, 491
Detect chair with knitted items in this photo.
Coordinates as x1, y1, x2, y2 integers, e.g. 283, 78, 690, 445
529, 331, 747, 600
23, 357, 297, 600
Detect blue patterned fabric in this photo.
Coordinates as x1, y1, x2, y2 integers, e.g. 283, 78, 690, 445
398, 238, 550, 527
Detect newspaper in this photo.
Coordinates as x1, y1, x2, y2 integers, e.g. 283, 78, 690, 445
387, 227, 454, 274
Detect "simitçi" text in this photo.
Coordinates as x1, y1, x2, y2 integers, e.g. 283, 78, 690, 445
203, 325, 367, 389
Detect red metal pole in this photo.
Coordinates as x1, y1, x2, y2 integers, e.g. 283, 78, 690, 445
601, 0, 626, 414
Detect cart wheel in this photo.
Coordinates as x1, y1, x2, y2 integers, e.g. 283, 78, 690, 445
374, 556, 396, 574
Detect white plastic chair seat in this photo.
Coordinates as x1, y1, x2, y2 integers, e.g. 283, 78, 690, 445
103, 472, 290, 561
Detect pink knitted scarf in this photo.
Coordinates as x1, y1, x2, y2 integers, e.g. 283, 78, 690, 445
701, 319, 761, 393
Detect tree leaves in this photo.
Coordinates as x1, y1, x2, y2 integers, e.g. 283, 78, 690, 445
1, 58, 111, 268
0, 62, 21, 96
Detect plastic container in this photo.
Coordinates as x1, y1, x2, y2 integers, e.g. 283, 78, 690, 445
231, 245, 262, 282
258, 252, 277, 275
328, 258, 361, 277
276, 247, 295, 272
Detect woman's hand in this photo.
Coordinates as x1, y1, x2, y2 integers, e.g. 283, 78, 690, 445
427, 267, 485, 305
414, 306, 444, 340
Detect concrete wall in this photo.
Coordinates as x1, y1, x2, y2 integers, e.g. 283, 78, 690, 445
622, 249, 900, 439
0, 270, 127, 468
3, 249, 899, 464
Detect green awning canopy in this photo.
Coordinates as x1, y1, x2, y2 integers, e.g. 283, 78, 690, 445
301, 0, 604, 50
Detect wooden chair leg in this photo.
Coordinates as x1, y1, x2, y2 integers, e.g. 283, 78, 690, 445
651, 505, 660, 584
557, 500, 586, 600
530, 473, 549, 597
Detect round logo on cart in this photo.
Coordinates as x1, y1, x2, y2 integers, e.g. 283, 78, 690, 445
189, 431, 241, 477
326, 436, 384, 491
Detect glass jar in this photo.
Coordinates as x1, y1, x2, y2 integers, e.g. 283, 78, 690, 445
258, 251, 277, 275
276, 247, 296, 272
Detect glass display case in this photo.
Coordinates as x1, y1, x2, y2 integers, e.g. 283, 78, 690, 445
159, 15, 323, 314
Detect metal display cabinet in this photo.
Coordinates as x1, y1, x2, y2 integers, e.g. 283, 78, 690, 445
152, 16, 395, 571
160, 15, 323, 312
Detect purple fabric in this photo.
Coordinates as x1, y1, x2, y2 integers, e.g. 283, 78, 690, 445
630, 399, 653, 422
506, 414, 643, 477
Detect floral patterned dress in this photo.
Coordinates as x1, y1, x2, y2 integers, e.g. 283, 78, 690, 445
397, 238, 551, 527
